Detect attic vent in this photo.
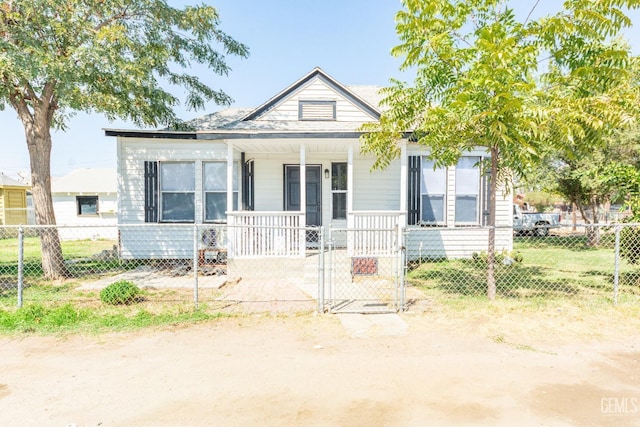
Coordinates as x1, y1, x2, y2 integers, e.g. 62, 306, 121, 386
298, 100, 336, 121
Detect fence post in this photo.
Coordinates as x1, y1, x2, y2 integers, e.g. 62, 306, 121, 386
17, 226, 24, 308
318, 226, 325, 313
614, 224, 621, 305
193, 224, 199, 310
399, 227, 406, 313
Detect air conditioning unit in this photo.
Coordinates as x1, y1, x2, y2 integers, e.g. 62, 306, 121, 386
201, 228, 218, 248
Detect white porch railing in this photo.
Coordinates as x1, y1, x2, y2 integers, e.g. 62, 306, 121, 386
347, 211, 406, 256
227, 211, 305, 258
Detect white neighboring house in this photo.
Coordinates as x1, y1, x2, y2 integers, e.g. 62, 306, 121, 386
51, 168, 118, 240
106, 68, 513, 273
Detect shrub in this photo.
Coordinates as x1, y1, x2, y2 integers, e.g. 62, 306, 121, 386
100, 280, 141, 305
471, 250, 523, 266
621, 226, 640, 264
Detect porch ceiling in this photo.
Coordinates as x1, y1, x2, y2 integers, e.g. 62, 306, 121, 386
223, 138, 358, 154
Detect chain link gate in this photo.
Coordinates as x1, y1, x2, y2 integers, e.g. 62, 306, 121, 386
318, 226, 405, 313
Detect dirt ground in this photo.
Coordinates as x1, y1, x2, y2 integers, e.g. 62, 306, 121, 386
1, 302, 640, 426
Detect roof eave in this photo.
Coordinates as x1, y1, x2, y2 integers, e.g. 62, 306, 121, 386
103, 129, 197, 139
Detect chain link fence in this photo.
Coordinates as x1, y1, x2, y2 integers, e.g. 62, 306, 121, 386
405, 223, 640, 304
1, 223, 639, 315
322, 227, 403, 313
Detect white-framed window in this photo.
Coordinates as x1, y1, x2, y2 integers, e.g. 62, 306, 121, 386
421, 158, 447, 223
455, 157, 481, 224
331, 162, 347, 220
203, 161, 239, 222
76, 195, 98, 216
160, 161, 195, 222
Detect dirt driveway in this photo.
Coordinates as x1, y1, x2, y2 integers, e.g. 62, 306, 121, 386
1, 306, 639, 426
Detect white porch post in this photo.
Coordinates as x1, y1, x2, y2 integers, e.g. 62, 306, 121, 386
399, 141, 407, 249
226, 143, 235, 258
399, 141, 407, 228
347, 142, 354, 229
227, 144, 234, 217
299, 144, 306, 256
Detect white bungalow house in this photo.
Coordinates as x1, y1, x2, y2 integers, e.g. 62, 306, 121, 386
106, 68, 512, 274
51, 168, 118, 240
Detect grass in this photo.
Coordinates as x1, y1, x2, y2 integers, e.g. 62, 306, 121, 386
0, 302, 233, 335
2, 233, 639, 335
407, 234, 640, 302
0, 237, 139, 284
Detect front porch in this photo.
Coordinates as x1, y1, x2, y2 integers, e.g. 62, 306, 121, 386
224, 210, 406, 258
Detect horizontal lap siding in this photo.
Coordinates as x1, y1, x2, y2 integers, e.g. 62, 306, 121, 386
52, 195, 118, 240
405, 228, 513, 260
495, 190, 512, 226
352, 154, 401, 211
258, 79, 375, 123
251, 154, 288, 211
119, 225, 196, 259
117, 138, 228, 224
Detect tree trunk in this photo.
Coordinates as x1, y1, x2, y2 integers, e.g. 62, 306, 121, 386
24, 111, 69, 279
487, 147, 498, 300
586, 197, 600, 247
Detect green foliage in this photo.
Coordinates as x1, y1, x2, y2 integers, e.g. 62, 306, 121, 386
620, 226, 640, 264
100, 280, 141, 305
0, 0, 248, 280
603, 159, 640, 220
524, 191, 562, 212
471, 250, 523, 266
0, 303, 228, 334
0, 0, 249, 127
0, 303, 93, 332
361, 0, 640, 298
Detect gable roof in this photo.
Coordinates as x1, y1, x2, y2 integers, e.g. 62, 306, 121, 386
0, 173, 30, 188
241, 67, 381, 122
51, 168, 117, 194
105, 67, 385, 138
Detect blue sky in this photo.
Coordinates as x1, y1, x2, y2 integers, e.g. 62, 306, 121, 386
1, 1, 638, 179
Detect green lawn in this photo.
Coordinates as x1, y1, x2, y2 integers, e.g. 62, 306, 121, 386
0, 236, 121, 281
408, 235, 640, 302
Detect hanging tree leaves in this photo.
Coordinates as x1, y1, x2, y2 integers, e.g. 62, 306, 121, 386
0, 0, 249, 279
361, 0, 640, 299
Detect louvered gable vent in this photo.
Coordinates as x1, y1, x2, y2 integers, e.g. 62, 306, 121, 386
298, 100, 336, 121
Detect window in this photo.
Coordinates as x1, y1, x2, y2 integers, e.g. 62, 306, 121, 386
298, 100, 336, 121
331, 163, 347, 220
76, 196, 98, 216
455, 157, 481, 223
421, 159, 447, 223
160, 162, 195, 222
204, 161, 239, 222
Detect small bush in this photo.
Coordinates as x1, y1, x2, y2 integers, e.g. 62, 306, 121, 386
100, 280, 141, 305
621, 226, 640, 264
471, 250, 523, 266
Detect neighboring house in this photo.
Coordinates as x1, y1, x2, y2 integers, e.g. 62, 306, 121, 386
51, 168, 118, 240
0, 173, 30, 225
106, 68, 512, 272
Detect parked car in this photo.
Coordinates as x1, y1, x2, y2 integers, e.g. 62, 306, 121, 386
513, 204, 561, 236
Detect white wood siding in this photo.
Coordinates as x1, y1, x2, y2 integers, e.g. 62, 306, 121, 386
117, 138, 233, 224
119, 225, 195, 259
258, 78, 375, 123
352, 154, 401, 211
405, 228, 513, 260
52, 194, 117, 240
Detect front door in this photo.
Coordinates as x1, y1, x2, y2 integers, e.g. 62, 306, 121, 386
284, 165, 322, 227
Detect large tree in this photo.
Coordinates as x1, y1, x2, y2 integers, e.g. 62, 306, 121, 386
361, 0, 639, 299
0, 0, 248, 279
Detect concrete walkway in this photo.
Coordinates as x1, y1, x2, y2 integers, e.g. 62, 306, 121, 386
76, 267, 409, 338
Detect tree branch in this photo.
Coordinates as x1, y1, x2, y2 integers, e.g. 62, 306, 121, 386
524, 0, 541, 25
